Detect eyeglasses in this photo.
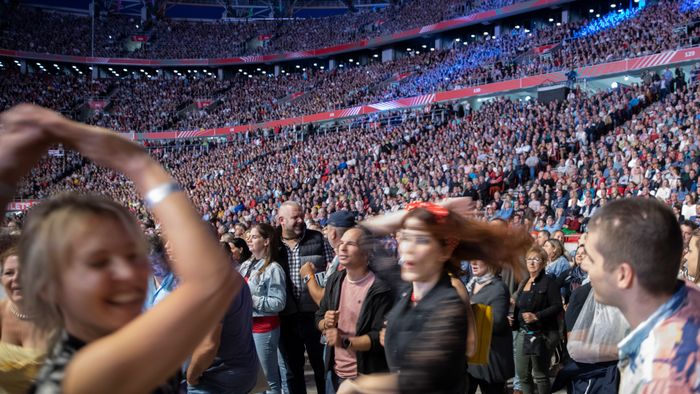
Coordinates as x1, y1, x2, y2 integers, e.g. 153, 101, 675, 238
526, 258, 543, 264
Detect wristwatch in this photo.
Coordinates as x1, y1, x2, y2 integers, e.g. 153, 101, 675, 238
303, 274, 312, 283
342, 337, 351, 349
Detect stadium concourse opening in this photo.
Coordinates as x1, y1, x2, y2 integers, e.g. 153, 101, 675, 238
1, 0, 700, 393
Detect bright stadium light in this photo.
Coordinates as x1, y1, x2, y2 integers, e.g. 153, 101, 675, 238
590, 8, 595, 12
320, 66, 324, 69
611, 82, 619, 88
422, 44, 427, 48
548, 18, 554, 22
257, 68, 261, 71
123, 68, 127, 72
483, 32, 489, 35
406, 48, 411, 51
296, 65, 300, 68
556, 22, 561, 26
515, 25, 520, 29
610, 3, 616, 7
596, 13, 600, 17
313, 63, 317, 66
471, 34, 476, 38
373, 54, 379, 58
455, 38, 461, 42
349, 58, 353, 62
430, 47, 435, 51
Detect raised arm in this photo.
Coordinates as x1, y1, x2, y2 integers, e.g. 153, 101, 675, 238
3, 105, 243, 394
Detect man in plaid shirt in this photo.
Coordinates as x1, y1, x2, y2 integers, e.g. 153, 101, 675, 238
277, 201, 334, 394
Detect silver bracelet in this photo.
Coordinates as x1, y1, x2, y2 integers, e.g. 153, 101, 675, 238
144, 182, 182, 209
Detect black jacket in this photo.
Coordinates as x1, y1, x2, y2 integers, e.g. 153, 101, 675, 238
315, 269, 394, 375
512, 270, 562, 333
277, 228, 331, 314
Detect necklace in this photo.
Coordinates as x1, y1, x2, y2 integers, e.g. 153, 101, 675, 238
9, 303, 31, 321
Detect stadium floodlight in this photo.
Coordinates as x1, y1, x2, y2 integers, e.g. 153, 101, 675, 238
455, 38, 461, 42
422, 44, 427, 48
611, 82, 619, 88
262, 71, 266, 74
141, 69, 145, 72
610, 3, 616, 8
515, 25, 520, 29
349, 59, 354, 62
471, 34, 476, 38
320, 66, 325, 69
88, 67, 93, 70
313, 63, 318, 66
483, 32, 489, 35
556, 22, 561, 26
590, 8, 595, 12
36, 62, 41, 66
257, 68, 261, 71
548, 18, 554, 22
373, 54, 379, 58
54, 64, 59, 67
430, 48, 435, 51
416, 51, 420, 54
296, 65, 300, 68
123, 68, 127, 72
248, 75, 252, 78
108, 68, 113, 71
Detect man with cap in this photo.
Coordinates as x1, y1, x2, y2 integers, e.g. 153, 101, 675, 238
301, 210, 356, 306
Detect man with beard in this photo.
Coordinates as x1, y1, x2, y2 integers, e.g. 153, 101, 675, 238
277, 201, 335, 394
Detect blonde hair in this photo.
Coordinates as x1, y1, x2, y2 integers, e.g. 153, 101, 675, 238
19, 193, 147, 342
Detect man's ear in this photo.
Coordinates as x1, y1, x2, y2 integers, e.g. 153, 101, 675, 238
616, 262, 635, 290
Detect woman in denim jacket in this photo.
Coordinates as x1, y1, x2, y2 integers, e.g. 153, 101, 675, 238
239, 223, 286, 394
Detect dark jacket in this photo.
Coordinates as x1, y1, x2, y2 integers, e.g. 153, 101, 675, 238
512, 269, 562, 333
277, 228, 332, 314
384, 274, 467, 394
315, 269, 394, 375
467, 278, 515, 384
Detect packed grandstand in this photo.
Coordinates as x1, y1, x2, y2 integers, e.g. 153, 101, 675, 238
2, 0, 700, 392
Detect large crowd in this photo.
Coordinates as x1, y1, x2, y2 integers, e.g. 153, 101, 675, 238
0, 0, 519, 59
2, 0, 697, 136
3, 1, 700, 392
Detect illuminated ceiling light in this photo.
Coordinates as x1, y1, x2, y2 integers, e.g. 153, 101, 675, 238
313, 63, 318, 66
515, 25, 520, 29
556, 22, 561, 26
483, 32, 489, 35
406, 48, 411, 51
590, 8, 595, 12
470, 34, 476, 38
373, 54, 379, 58
596, 13, 600, 17
610, 3, 616, 8
548, 18, 554, 22
430, 47, 435, 51
422, 44, 427, 48
524, 29, 531, 33
349, 59, 354, 62
455, 38, 461, 42
296, 65, 300, 68
256, 68, 261, 71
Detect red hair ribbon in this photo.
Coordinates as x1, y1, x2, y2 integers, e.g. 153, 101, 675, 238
406, 201, 450, 223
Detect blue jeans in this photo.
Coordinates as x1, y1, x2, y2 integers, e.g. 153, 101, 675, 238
254, 328, 282, 394
187, 367, 257, 394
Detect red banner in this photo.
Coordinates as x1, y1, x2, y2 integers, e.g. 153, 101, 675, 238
7, 200, 39, 212
88, 100, 108, 110
534, 44, 557, 54
132, 35, 150, 42
259, 34, 273, 41
195, 99, 213, 109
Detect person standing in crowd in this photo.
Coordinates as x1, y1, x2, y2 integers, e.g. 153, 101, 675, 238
466, 260, 514, 394
512, 246, 563, 394
239, 223, 286, 394
316, 227, 393, 393
543, 239, 570, 278
0, 234, 49, 394
1, 104, 241, 393
556, 245, 588, 304
185, 280, 258, 393
220, 234, 252, 267
144, 235, 177, 310
584, 197, 700, 392
277, 201, 334, 394
535, 230, 550, 247
337, 200, 531, 393
684, 229, 700, 284
301, 211, 356, 306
